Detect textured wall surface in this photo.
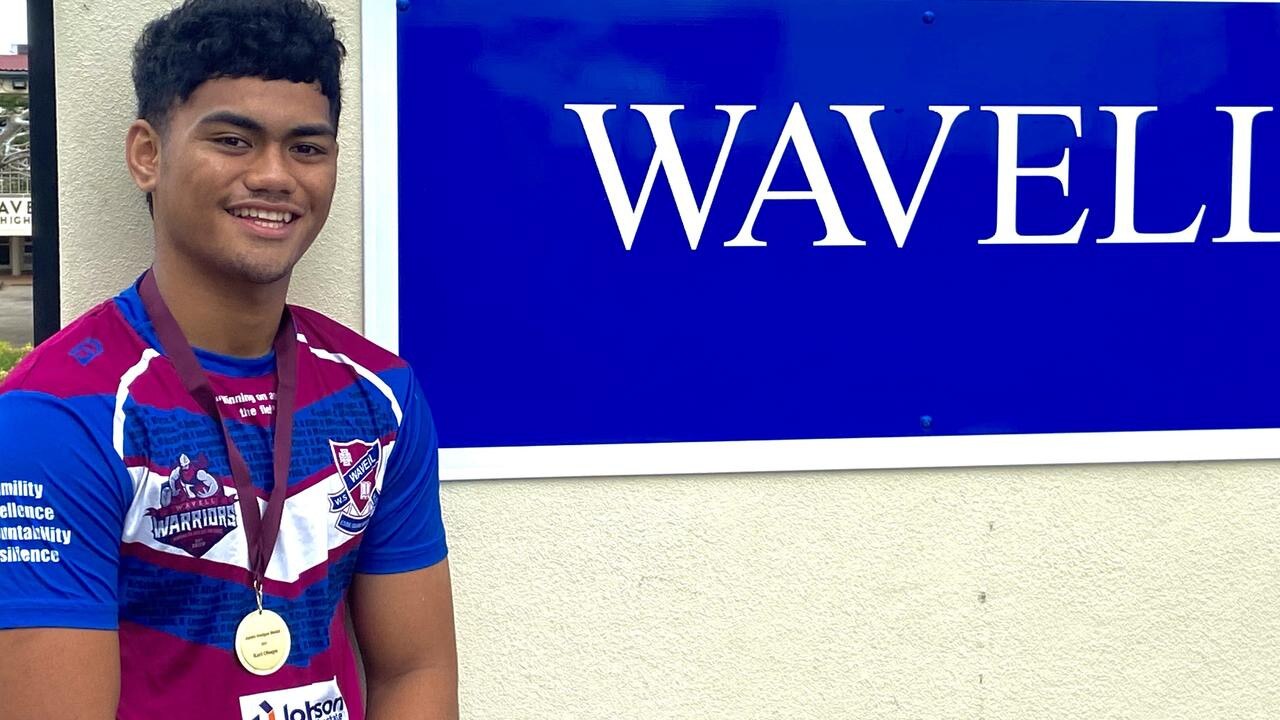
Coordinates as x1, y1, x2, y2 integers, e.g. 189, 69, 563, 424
443, 462, 1279, 719
53, 3, 1279, 719
53, 0, 363, 327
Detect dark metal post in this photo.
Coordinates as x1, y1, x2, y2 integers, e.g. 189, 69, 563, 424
27, 0, 59, 344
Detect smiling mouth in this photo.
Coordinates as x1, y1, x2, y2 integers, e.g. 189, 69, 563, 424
227, 208, 297, 230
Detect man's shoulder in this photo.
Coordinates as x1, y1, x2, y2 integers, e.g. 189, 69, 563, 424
1, 295, 150, 399
289, 304, 410, 376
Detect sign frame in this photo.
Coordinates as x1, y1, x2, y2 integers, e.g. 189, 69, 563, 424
362, 0, 1280, 481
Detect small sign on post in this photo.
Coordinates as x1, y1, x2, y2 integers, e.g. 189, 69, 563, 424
0, 195, 31, 237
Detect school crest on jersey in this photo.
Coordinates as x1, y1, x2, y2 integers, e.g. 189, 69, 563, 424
328, 439, 382, 535
146, 452, 239, 557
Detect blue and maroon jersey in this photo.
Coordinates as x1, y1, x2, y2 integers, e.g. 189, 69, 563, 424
0, 278, 447, 720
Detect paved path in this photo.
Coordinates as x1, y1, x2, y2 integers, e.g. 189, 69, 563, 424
0, 282, 33, 347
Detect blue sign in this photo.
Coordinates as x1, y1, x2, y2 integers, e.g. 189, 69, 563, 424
389, 0, 1280, 476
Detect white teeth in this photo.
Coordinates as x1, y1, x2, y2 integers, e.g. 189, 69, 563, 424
230, 208, 293, 223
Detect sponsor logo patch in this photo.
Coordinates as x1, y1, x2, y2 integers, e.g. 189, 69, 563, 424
239, 678, 347, 720
327, 439, 381, 535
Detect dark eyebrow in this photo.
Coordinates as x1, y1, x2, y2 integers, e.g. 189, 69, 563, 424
197, 111, 263, 133
197, 111, 336, 139
287, 123, 337, 140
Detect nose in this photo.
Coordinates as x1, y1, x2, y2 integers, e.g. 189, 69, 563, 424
243, 145, 298, 196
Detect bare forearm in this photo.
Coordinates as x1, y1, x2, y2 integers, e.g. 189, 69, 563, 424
0, 629, 120, 719
352, 563, 458, 719
366, 667, 459, 720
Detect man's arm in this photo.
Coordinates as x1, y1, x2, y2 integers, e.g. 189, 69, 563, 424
350, 559, 458, 720
0, 629, 120, 719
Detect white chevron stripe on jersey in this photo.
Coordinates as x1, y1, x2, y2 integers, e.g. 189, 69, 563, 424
120, 439, 395, 585
298, 333, 404, 425
113, 348, 161, 461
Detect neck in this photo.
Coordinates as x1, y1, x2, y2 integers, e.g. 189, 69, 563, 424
150, 250, 289, 358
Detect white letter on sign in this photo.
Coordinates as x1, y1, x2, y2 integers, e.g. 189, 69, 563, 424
1213, 106, 1279, 243
726, 102, 864, 248
831, 104, 968, 248
978, 106, 1089, 245
565, 103, 754, 251
1098, 106, 1205, 244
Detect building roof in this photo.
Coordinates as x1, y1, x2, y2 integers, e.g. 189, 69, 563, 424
0, 55, 28, 73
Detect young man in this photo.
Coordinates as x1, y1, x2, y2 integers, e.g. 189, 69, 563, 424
0, 1, 457, 718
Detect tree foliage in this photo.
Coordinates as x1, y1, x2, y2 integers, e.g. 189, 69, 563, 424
0, 94, 31, 174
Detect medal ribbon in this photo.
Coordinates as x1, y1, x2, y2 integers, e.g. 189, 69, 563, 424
139, 269, 296, 610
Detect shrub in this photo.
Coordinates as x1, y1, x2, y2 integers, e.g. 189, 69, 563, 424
0, 340, 32, 383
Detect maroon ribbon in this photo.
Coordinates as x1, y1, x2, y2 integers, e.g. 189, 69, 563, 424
139, 269, 296, 600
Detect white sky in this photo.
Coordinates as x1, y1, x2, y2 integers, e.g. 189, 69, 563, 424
0, 0, 28, 54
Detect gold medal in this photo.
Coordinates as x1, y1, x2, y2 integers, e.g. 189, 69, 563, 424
235, 607, 292, 676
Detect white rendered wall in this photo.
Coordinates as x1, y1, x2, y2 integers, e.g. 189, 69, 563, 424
53, 2, 1279, 718
446, 463, 1278, 719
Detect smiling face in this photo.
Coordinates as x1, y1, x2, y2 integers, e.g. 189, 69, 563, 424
126, 76, 339, 287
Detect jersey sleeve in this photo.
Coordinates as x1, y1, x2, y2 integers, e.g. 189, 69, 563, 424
0, 391, 130, 630
356, 370, 449, 574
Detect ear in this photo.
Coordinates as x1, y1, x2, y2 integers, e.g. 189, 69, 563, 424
125, 119, 162, 193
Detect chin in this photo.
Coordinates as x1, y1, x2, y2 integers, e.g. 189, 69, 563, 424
220, 257, 297, 286
240, 268, 294, 285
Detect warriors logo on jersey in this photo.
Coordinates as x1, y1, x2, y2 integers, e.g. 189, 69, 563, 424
146, 453, 239, 557
327, 439, 381, 535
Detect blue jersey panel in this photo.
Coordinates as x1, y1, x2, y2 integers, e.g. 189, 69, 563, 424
121, 378, 403, 495
118, 550, 358, 667
356, 369, 448, 574
0, 390, 130, 630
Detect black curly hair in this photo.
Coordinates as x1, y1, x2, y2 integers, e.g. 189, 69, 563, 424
132, 0, 347, 132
